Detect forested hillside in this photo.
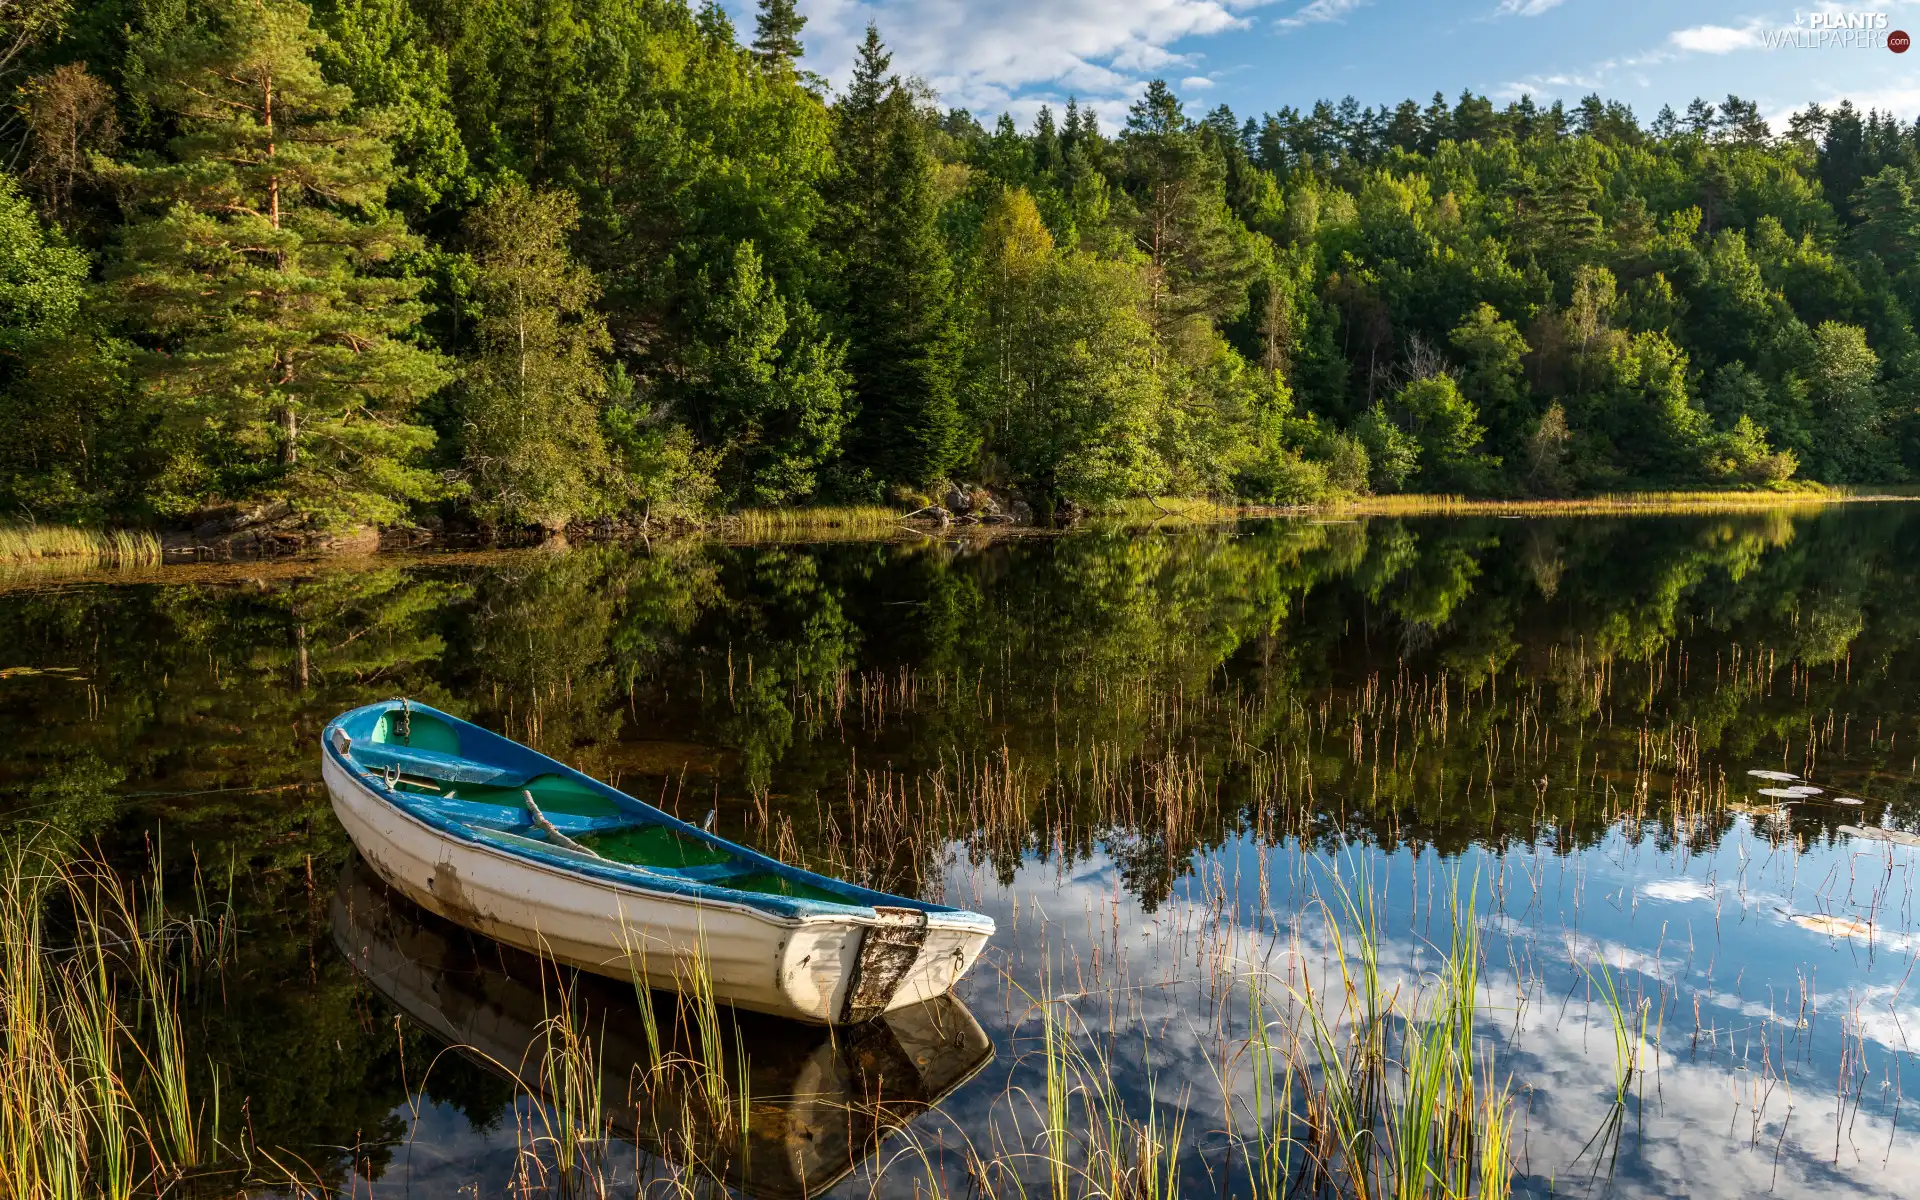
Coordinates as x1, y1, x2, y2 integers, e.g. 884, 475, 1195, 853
1, 0, 1917, 533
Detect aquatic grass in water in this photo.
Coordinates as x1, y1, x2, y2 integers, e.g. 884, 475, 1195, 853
1257, 866, 1512, 1200
876, 864, 1511, 1200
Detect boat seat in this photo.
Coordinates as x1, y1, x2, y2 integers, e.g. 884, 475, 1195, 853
407, 793, 631, 836
646, 863, 750, 883
356, 743, 530, 787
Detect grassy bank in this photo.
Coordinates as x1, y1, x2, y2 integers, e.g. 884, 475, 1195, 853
1095, 497, 1242, 524
2, 486, 1903, 583
0, 525, 162, 567
1090, 487, 1877, 528
1317, 484, 1863, 517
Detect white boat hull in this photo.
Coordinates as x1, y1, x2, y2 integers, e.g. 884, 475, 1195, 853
324, 752, 989, 1024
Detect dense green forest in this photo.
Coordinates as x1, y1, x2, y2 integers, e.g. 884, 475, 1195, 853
1, 0, 1918, 534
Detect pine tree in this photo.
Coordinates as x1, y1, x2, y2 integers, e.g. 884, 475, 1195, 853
751, 0, 806, 70
1121, 79, 1262, 341
829, 25, 963, 487
1683, 98, 1717, 137
104, 0, 450, 529
462, 181, 613, 532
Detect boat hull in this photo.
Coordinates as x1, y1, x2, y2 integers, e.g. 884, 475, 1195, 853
324, 751, 989, 1024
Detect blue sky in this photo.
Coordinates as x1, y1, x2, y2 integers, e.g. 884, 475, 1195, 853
735, 0, 1920, 133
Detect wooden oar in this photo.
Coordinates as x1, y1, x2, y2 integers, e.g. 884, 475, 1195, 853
522, 790, 602, 857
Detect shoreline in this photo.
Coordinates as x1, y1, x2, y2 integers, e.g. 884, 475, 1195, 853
2, 488, 1914, 585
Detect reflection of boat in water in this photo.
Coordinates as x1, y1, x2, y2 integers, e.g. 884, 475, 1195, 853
331, 857, 994, 1199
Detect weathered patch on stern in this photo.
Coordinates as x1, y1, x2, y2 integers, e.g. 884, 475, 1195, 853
840, 907, 929, 1023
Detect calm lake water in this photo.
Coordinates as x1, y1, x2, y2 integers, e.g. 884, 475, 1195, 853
4, 506, 1919, 1198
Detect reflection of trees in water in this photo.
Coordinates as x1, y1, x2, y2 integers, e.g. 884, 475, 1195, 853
641, 508, 1920, 903
0, 569, 467, 1190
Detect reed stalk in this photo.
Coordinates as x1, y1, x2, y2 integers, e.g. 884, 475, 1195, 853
0, 834, 214, 1200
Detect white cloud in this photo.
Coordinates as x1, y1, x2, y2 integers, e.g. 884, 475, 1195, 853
1799, 85, 1920, 119
1274, 0, 1368, 32
1180, 75, 1217, 89
1494, 0, 1567, 15
1669, 22, 1766, 53
797, 0, 1273, 118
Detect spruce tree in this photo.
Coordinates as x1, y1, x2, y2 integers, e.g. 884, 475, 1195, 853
462, 182, 613, 532
105, 0, 449, 529
751, 0, 806, 70
693, 241, 850, 505
829, 25, 963, 487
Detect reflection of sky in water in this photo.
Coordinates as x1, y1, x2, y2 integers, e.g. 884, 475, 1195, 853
913, 816, 1917, 1199
366, 813, 1920, 1198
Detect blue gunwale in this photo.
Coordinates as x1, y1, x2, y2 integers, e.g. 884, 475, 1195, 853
324, 698, 993, 929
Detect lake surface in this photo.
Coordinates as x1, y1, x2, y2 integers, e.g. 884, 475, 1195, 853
4, 505, 1919, 1198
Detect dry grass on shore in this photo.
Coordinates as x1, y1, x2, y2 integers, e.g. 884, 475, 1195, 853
1316, 485, 1860, 517
1095, 486, 1881, 528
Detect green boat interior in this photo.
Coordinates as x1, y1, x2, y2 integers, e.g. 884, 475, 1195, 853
352, 708, 847, 905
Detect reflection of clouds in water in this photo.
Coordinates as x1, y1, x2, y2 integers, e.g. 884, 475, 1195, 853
1641, 876, 1716, 903
1502, 1008, 1919, 1199
916, 838, 1920, 1200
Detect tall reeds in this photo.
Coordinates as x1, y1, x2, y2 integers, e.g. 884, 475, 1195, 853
0, 834, 220, 1200
889, 869, 1513, 1200
1227, 869, 1513, 1200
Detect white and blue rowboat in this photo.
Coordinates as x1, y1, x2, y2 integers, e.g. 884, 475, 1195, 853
322, 699, 995, 1024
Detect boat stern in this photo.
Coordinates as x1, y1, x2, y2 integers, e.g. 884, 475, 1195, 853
778, 908, 995, 1024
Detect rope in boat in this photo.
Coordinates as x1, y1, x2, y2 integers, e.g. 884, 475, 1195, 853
521, 790, 601, 857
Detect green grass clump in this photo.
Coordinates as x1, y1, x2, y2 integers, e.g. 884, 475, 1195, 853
0, 525, 161, 567
1095, 496, 1240, 524
723, 506, 907, 540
